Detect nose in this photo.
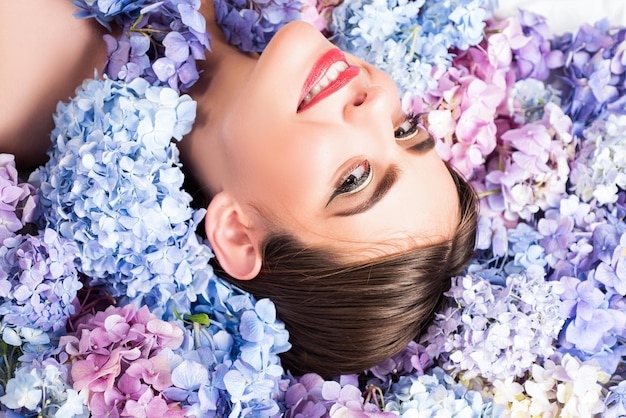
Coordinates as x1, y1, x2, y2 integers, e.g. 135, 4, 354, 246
343, 84, 395, 131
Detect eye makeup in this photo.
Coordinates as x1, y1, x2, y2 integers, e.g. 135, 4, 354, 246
327, 160, 373, 206
394, 113, 424, 141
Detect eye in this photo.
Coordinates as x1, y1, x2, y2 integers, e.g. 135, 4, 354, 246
394, 114, 423, 140
335, 160, 372, 196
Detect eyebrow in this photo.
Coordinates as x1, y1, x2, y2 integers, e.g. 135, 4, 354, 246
333, 165, 400, 217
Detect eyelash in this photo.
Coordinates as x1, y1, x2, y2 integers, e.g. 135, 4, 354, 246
394, 114, 422, 140
330, 115, 423, 199
335, 160, 372, 196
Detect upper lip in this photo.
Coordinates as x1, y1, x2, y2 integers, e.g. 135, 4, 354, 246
298, 48, 350, 110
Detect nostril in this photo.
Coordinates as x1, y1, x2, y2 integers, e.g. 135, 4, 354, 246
353, 91, 366, 106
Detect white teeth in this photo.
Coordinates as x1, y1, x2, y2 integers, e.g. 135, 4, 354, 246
300, 61, 349, 108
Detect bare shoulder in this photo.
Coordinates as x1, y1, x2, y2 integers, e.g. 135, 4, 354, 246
0, 0, 107, 169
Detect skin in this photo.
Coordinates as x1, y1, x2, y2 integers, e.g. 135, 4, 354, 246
0, 0, 106, 169
182, 7, 460, 277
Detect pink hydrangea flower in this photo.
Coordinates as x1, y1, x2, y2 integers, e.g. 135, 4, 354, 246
62, 304, 185, 415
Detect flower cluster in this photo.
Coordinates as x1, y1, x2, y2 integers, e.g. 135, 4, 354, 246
61, 304, 185, 416
557, 219, 626, 357
383, 367, 495, 416
31, 76, 213, 316
0, 252, 292, 417
0, 359, 86, 417
552, 19, 626, 136
74, 0, 211, 92
0, 154, 75, 334
0, 229, 82, 334
482, 103, 575, 222
0, 155, 83, 413
511, 10, 565, 81
0, 154, 37, 242
164, 281, 291, 417
570, 113, 626, 205
284, 374, 394, 417
214, 0, 303, 52
402, 12, 574, 225
493, 354, 609, 417
330, 0, 496, 97
421, 270, 566, 383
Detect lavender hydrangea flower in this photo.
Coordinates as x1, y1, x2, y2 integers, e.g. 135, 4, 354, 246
514, 10, 565, 81
421, 271, 566, 383
484, 103, 574, 222
284, 373, 396, 417
558, 274, 626, 353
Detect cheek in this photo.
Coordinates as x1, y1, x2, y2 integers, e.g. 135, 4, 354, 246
227, 136, 320, 208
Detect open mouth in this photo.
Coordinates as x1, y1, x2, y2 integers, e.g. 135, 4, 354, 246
297, 48, 360, 112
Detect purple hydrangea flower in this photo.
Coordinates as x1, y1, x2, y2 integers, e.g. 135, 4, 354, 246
215, 0, 303, 52
74, 0, 211, 92
553, 20, 626, 135
0, 229, 81, 333
0, 155, 38, 243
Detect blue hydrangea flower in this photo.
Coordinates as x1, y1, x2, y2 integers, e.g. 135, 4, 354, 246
330, 0, 495, 96
384, 367, 497, 416
163, 280, 291, 416
0, 360, 84, 417
31, 76, 214, 316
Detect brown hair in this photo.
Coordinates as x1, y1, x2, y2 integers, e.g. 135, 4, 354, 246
210, 166, 478, 377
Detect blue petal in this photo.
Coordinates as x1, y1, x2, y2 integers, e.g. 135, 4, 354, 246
239, 311, 264, 342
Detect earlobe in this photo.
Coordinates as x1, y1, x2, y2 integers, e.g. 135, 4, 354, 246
205, 192, 263, 280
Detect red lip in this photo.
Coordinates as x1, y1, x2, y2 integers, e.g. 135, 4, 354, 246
297, 48, 360, 113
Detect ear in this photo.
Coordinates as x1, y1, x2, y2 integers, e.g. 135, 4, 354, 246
205, 192, 263, 280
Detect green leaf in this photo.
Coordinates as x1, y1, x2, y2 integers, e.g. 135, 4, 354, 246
183, 313, 210, 326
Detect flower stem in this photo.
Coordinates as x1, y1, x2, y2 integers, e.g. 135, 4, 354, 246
477, 188, 502, 198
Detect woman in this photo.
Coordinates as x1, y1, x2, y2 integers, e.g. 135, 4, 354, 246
0, 0, 478, 376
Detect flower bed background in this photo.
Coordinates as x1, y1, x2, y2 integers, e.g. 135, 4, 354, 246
2, 0, 626, 416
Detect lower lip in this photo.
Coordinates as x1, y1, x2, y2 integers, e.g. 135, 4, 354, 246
297, 65, 360, 113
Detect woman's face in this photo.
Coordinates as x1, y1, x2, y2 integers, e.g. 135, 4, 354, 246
197, 21, 459, 256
